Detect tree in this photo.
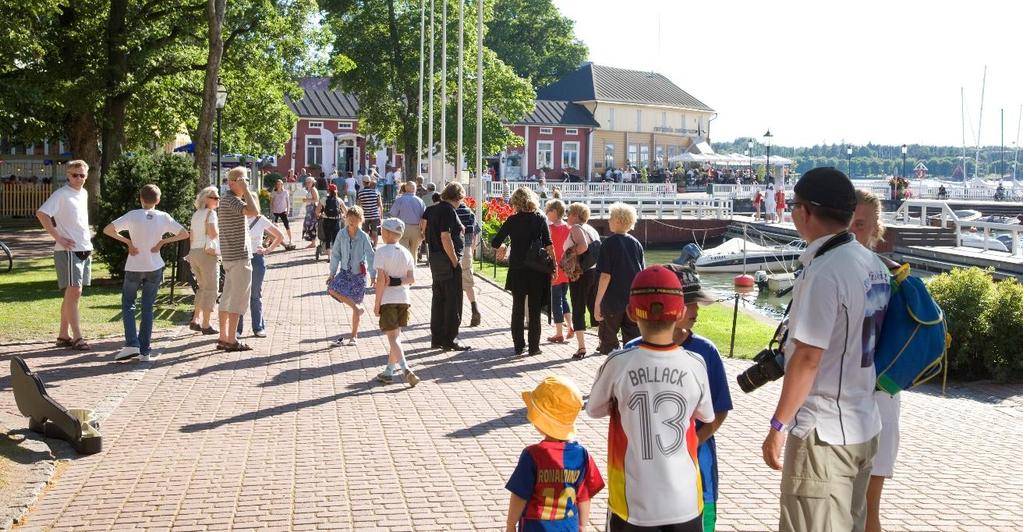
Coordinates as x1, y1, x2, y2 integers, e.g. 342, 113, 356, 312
485, 0, 588, 88
324, 0, 534, 180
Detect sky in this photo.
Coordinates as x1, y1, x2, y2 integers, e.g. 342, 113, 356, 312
553, 0, 1023, 148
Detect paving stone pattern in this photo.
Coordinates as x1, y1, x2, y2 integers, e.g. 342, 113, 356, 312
1, 249, 1022, 531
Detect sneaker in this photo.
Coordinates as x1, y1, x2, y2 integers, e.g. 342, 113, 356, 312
140, 351, 160, 362
405, 370, 420, 388
253, 330, 267, 338
115, 346, 141, 361
376, 370, 394, 383
469, 309, 481, 327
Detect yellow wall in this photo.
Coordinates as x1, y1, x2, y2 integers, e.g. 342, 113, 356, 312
593, 103, 711, 136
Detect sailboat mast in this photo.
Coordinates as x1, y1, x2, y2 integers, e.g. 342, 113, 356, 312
976, 66, 986, 179
962, 86, 967, 181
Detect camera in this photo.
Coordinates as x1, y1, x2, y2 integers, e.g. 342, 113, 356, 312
736, 316, 789, 393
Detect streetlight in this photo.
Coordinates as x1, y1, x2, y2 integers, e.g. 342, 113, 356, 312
215, 81, 228, 187
763, 130, 773, 184
846, 146, 853, 177
747, 139, 754, 180
901, 144, 908, 179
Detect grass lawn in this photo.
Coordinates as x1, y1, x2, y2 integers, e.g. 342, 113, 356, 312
474, 259, 775, 360
0, 257, 194, 342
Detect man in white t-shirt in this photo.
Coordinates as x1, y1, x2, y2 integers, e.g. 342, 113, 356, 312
103, 184, 190, 361
372, 218, 419, 387
36, 160, 95, 351
587, 266, 715, 531
761, 167, 890, 532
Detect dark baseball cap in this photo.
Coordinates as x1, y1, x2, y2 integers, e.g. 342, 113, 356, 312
793, 167, 857, 213
664, 264, 714, 304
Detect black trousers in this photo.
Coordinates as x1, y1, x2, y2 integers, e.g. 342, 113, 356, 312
597, 309, 640, 355
608, 513, 702, 532
568, 268, 597, 332
511, 283, 544, 352
430, 258, 463, 347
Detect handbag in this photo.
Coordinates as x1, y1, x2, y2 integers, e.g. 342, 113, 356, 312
560, 248, 582, 282
524, 239, 555, 275
202, 210, 220, 256
572, 224, 601, 271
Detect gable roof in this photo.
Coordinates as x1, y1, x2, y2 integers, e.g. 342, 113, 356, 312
512, 100, 599, 127
537, 63, 714, 112
286, 77, 360, 119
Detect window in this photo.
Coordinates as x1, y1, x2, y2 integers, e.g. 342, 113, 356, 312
627, 144, 638, 166
661, 112, 667, 128
539, 127, 553, 135
308, 121, 323, 129
337, 121, 353, 130
655, 145, 665, 168
561, 141, 580, 169
608, 107, 615, 129
639, 145, 650, 167
306, 137, 323, 166
667, 145, 678, 163
604, 143, 615, 169
565, 128, 578, 136
636, 110, 642, 131
537, 140, 554, 169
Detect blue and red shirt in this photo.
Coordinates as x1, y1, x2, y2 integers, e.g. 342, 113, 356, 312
506, 440, 605, 532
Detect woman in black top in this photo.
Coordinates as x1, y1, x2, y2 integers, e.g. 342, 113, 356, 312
491, 187, 554, 356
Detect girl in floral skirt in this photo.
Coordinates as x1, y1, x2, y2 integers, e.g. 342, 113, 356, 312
327, 205, 375, 346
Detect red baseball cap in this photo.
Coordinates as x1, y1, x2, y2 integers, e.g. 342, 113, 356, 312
628, 265, 686, 322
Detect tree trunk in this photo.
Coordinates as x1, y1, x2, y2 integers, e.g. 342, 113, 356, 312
193, 0, 227, 189
100, 95, 129, 182
66, 112, 102, 217
99, 0, 129, 183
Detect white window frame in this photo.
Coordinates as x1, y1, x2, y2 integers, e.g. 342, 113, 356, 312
627, 144, 638, 166
608, 107, 615, 129
536, 140, 554, 169
565, 128, 578, 136
639, 145, 650, 167
337, 121, 353, 130
306, 137, 323, 166
539, 127, 553, 135
655, 145, 665, 168
308, 121, 323, 129
561, 141, 580, 169
604, 143, 615, 169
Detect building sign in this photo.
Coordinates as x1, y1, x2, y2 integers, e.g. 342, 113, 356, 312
653, 127, 700, 135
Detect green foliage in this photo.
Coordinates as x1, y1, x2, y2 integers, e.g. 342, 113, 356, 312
485, 0, 589, 88
94, 153, 199, 279
928, 267, 993, 379
263, 172, 285, 190
983, 279, 1023, 381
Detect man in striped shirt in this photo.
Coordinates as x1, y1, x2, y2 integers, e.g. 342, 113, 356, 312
357, 175, 383, 246
216, 167, 260, 351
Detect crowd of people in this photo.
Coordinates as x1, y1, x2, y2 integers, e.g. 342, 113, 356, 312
36, 160, 904, 531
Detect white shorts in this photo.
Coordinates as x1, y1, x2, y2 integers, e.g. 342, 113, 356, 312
871, 391, 901, 478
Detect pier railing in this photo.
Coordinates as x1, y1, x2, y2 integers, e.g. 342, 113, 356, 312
485, 181, 676, 200
712, 182, 1022, 202
584, 197, 732, 220
887, 199, 1023, 256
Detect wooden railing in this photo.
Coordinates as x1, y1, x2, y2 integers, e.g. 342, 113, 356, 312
0, 184, 53, 218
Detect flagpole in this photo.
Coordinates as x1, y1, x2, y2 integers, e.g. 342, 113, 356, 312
475, 0, 484, 224
417, 0, 425, 179
428, 0, 435, 184
457, 0, 464, 183
440, 0, 448, 183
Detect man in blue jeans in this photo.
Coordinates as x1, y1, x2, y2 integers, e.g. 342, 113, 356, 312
236, 213, 284, 337
103, 184, 190, 362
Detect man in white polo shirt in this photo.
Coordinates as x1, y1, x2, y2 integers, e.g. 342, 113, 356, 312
36, 160, 94, 351
761, 167, 891, 532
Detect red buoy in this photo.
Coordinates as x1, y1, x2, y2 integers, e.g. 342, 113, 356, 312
734, 274, 755, 288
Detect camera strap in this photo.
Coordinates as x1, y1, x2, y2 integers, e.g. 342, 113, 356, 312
780, 231, 854, 318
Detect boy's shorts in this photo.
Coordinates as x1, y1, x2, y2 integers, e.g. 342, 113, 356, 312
55, 250, 92, 289
379, 303, 410, 331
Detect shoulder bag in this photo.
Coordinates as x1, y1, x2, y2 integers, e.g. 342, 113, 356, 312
203, 210, 220, 256
523, 215, 555, 275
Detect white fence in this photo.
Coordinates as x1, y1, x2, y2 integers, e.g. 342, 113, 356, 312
485, 181, 677, 200
584, 197, 732, 220
888, 199, 1023, 256
712, 182, 1023, 202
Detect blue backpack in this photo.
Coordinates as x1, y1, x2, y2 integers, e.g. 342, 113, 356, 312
874, 264, 950, 394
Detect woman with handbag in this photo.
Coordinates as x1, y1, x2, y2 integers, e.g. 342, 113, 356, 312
490, 187, 554, 356
188, 186, 221, 335
326, 205, 375, 346
563, 202, 601, 359
545, 199, 572, 344
301, 176, 320, 248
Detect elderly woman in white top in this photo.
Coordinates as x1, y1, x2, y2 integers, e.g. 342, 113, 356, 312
301, 176, 319, 248
188, 186, 221, 335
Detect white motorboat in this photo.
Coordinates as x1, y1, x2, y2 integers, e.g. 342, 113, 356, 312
959, 233, 1010, 252
691, 238, 804, 273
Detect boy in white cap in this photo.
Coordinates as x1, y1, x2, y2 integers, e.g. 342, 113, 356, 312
373, 217, 419, 386
506, 375, 604, 532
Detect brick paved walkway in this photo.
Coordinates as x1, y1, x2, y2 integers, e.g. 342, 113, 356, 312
2, 248, 1023, 531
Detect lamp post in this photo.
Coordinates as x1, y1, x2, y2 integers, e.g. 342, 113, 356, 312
901, 144, 908, 179
847, 146, 853, 177
747, 139, 754, 180
763, 130, 773, 185
215, 82, 228, 187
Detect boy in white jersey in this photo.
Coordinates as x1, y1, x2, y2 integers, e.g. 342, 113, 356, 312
586, 265, 715, 532
373, 218, 419, 387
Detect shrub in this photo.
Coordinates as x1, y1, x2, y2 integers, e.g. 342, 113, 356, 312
927, 267, 993, 379
262, 171, 284, 191
983, 278, 1023, 381
94, 153, 199, 279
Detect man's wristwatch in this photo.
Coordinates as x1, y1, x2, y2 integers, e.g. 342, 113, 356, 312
770, 416, 787, 433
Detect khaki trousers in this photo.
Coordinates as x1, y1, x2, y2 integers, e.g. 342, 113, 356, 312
780, 430, 878, 532
399, 225, 422, 259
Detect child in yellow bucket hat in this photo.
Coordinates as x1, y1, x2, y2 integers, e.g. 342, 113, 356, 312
505, 376, 605, 532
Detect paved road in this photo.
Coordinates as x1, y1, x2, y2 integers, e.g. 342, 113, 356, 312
2, 248, 1022, 531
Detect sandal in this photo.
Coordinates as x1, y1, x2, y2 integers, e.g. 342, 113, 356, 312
547, 335, 565, 344
215, 340, 230, 350
571, 348, 587, 360
69, 338, 91, 351
566, 328, 575, 337
189, 322, 203, 332
225, 342, 253, 352
55, 337, 73, 348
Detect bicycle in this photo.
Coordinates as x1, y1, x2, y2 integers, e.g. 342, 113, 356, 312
0, 240, 11, 273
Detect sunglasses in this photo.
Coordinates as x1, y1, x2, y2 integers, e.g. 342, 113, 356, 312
69, 173, 86, 178
209, 195, 221, 200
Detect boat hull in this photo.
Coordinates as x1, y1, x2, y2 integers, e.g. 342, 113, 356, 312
695, 253, 801, 273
